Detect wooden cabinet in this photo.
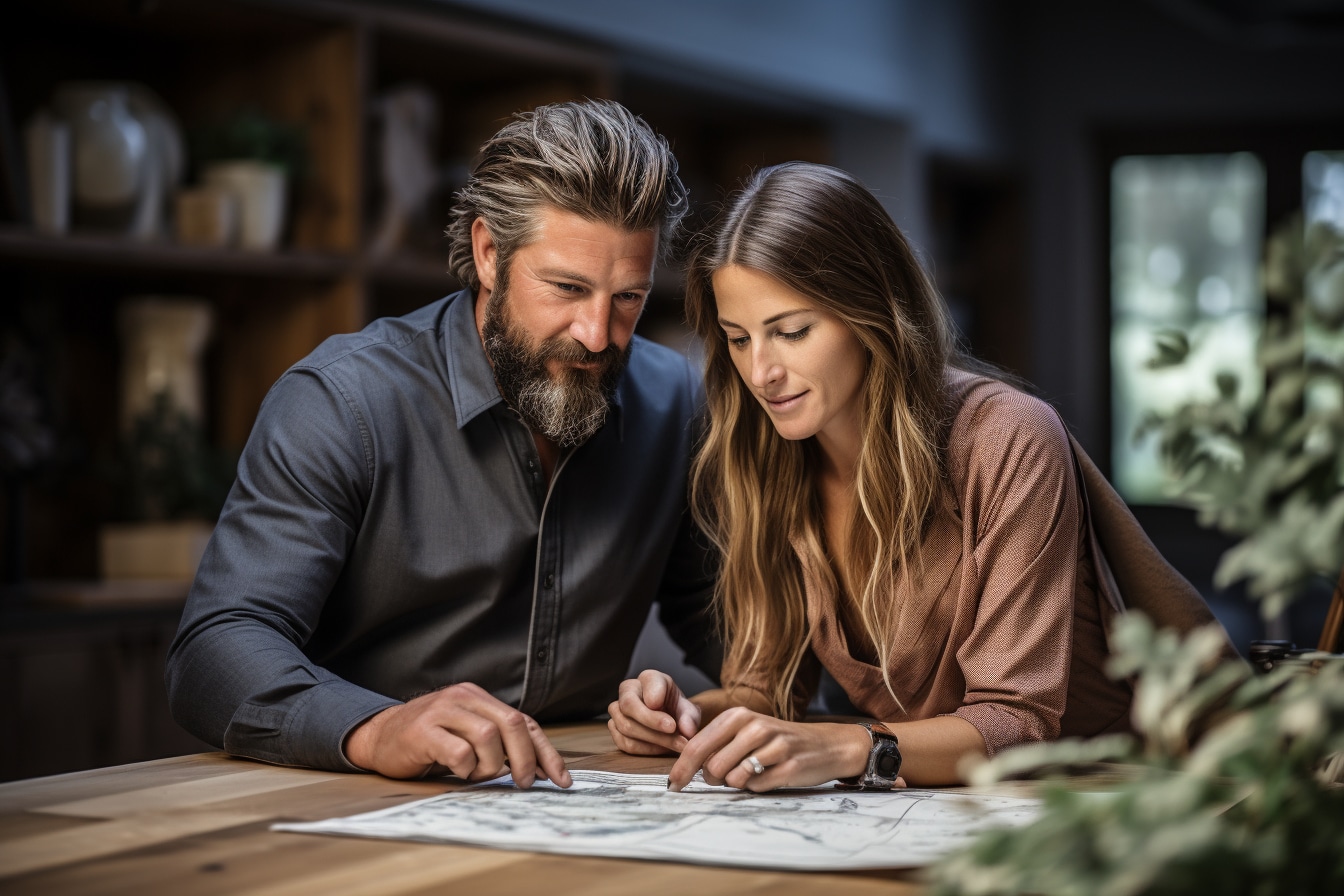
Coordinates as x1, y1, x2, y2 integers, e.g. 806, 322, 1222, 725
0, 584, 214, 783
2, 1, 832, 576
0, 0, 830, 778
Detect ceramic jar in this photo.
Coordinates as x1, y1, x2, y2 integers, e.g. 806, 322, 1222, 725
203, 160, 287, 251
24, 111, 71, 234
53, 83, 148, 233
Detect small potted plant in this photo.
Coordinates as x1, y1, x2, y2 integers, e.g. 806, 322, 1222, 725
99, 391, 236, 581
189, 108, 307, 251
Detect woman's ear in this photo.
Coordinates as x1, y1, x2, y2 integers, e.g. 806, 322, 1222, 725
471, 218, 498, 293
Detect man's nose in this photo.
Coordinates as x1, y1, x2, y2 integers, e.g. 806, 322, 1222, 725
570, 298, 612, 353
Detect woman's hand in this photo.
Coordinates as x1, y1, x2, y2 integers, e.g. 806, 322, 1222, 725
667, 707, 877, 792
608, 670, 703, 755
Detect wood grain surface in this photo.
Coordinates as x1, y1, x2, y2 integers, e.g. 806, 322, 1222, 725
0, 723, 926, 895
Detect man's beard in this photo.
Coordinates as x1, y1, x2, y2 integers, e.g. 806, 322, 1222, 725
481, 281, 631, 448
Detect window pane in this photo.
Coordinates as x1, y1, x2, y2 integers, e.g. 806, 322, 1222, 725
1304, 150, 1344, 230
1110, 153, 1266, 503
1303, 150, 1344, 413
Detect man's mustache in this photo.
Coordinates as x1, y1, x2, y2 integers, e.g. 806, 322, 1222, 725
539, 337, 624, 366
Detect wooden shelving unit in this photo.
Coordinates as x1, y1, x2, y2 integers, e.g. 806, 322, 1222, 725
0, 0, 832, 779
0, 226, 356, 278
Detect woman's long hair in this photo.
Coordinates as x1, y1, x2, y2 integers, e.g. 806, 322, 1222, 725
686, 162, 963, 717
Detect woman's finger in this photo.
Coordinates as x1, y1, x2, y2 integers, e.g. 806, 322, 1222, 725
616, 676, 679, 734
668, 708, 760, 790
609, 692, 688, 754
608, 718, 681, 755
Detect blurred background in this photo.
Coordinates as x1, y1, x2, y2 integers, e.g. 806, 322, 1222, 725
1, 0, 1341, 780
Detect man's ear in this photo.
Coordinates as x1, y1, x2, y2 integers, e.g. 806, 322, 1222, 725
471, 218, 498, 293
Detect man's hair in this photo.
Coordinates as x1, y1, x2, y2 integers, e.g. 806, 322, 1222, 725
446, 99, 688, 291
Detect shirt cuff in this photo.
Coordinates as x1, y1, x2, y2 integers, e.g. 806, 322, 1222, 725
225, 679, 399, 772
951, 701, 1058, 756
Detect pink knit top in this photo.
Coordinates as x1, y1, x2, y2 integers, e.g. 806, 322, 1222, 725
724, 371, 1136, 755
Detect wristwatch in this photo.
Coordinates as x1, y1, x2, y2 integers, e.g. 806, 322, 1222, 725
835, 721, 902, 791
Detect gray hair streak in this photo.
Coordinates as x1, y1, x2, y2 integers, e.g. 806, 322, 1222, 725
446, 99, 688, 290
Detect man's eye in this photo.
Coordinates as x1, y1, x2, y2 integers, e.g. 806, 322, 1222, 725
616, 292, 645, 303
555, 283, 582, 293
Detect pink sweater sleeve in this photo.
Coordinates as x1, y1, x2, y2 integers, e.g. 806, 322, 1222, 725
949, 390, 1082, 754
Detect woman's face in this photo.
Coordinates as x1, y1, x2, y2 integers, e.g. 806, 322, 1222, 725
711, 264, 868, 449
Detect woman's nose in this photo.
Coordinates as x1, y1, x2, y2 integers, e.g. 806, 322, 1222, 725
750, 348, 782, 388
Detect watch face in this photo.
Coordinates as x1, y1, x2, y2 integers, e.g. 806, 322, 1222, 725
874, 747, 901, 778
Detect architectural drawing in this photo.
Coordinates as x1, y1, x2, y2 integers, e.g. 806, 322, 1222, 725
274, 771, 1041, 870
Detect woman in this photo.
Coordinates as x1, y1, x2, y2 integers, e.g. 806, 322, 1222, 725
609, 162, 1227, 790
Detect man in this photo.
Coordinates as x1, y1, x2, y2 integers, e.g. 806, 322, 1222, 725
166, 99, 719, 786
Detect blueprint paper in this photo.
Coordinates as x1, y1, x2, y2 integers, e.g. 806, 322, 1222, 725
274, 770, 1040, 870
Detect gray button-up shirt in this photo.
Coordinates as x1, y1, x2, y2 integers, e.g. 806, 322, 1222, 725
166, 290, 719, 771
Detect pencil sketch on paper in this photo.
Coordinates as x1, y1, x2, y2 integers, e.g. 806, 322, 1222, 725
273, 770, 1041, 870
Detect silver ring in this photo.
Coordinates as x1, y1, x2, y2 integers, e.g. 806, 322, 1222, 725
744, 755, 765, 776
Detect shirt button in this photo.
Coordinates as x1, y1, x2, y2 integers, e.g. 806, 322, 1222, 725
543, 573, 555, 589
536, 649, 547, 663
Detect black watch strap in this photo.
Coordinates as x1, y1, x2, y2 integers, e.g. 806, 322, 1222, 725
835, 721, 902, 791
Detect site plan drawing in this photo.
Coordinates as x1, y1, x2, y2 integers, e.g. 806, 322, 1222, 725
274, 769, 1041, 870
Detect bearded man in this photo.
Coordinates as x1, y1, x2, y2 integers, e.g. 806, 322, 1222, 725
167, 100, 719, 784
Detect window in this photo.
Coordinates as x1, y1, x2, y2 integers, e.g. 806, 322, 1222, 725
1303, 151, 1344, 415
1110, 153, 1265, 502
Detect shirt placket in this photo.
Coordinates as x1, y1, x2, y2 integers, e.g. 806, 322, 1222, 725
512, 423, 572, 715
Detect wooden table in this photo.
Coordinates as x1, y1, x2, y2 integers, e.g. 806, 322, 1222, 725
0, 723, 929, 894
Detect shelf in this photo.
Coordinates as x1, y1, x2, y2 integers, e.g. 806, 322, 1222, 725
0, 581, 189, 633
0, 227, 355, 280
1, 0, 839, 586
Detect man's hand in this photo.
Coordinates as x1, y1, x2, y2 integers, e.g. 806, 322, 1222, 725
344, 682, 571, 787
607, 669, 703, 755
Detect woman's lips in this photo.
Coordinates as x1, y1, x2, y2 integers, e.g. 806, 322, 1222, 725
764, 391, 806, 411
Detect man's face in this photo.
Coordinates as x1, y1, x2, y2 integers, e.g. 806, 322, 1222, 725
472, 206, 657, 446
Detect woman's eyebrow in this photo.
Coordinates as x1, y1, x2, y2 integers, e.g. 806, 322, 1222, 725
718, 309, 811, 328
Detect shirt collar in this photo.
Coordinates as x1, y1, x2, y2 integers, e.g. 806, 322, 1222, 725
444, 287, 627, 439
445, 289, 504, 429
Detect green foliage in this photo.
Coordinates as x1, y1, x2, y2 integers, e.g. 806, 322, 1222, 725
928, 613, 1344, 896
1134, 216, 1344, 617
189, 107, 308, 178
107, 391, 236, 522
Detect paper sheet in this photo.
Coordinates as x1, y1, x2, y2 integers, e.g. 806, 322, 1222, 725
273, 770, 1040, 870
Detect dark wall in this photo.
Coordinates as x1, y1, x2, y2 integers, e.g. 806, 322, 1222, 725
1009, 0, 1344, 646
1012, 0, 1344, 454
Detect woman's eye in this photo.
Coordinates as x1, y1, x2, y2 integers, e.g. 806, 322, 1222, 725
779, 326, 811, 341
727, 335, 750, 348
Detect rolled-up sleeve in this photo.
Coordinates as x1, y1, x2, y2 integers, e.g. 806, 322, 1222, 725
950, 393, 1082, 754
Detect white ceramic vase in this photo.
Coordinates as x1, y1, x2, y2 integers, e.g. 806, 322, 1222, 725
53, 83, 147, 233
203, 160, 288, 250
50, 81, 183, 240
24, 111, 71, 235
